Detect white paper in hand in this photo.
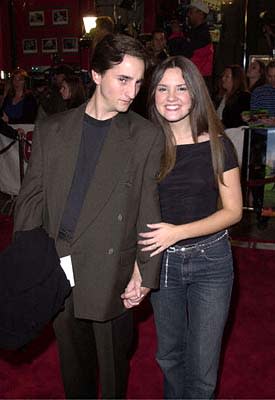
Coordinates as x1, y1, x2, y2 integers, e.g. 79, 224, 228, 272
60, 255, 75, 287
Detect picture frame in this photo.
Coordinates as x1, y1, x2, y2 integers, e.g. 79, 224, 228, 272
52, 9, 69, 25
41, 38, 58, 53
22, 39, 38, 54
62, 37, 78, 53
29, 10, 45, 26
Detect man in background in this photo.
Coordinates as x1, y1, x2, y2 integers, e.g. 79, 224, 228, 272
150, 30, 169, 63
251, 60, 275, 120
35, 64, 74, 120
168, 0, 213, 88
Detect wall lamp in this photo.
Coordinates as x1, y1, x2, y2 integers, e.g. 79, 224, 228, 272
83, 13, 97, 34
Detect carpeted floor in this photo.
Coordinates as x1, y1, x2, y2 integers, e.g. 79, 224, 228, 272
1, 214, 275, 399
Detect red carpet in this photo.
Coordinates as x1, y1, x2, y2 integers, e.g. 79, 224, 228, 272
1, 214, 275, 399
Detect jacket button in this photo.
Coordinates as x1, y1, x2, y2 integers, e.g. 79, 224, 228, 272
108, 248, 114, 255
117, 214, 123, 221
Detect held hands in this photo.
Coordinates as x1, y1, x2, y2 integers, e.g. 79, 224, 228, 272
138, 223, 181, 257
121, 261, 150, 309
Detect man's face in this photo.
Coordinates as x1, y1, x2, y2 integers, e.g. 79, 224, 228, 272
54, 73, 65, 88
152, 32, 166, 53
92, 54, 145, 118
267, 67, 275, 88
12, 74, 25, 91
187, 7, 202, 27
60, 81, 70, 100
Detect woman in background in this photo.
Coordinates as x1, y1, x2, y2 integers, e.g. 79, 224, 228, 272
60, 75, 86, 110
217, 64, 250, 128
1, 68, 37, 124
246, 59, 266, 92
139, 56, 242, 399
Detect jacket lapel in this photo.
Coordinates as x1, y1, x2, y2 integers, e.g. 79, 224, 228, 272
51, 104, 86, 237
72, 112, 133, 242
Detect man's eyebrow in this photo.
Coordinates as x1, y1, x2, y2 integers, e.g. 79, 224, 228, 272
117, 74, 132, 80
117, 74, 144, 83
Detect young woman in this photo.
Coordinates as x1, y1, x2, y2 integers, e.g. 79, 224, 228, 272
138, 56, 242, 399
59, 75, 86, 110
216, 64, 250, 128
1, 68, 37, 124
246, 59, 266, 92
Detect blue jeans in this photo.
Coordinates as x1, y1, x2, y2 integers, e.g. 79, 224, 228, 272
151, 230, 233, 399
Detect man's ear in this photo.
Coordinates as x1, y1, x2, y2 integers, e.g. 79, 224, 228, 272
91, 69, 101, 85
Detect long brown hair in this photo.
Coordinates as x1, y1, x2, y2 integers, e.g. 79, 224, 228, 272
8, 68, 28, 98
62, 75, 86, 109
247, 60, 266, 92
148, 56, 225, 182
223, 64, 248, 105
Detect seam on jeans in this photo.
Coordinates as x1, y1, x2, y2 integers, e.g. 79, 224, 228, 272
164, 252, 169, 288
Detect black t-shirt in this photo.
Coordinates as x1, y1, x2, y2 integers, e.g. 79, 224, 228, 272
159, 136, 238, 245
59, 113, 111, 240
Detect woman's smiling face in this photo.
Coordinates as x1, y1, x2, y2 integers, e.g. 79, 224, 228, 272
155, 67, 192, 123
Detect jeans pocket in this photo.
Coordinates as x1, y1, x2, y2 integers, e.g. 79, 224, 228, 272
200, 238, 232, 262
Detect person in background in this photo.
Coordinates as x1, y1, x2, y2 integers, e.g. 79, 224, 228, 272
260, 10, 275, 56
60, 75, 86, 110
36, 64, 74, 120
91, 16, 115, 57
14, 33, 164, 399
246, 59, 266, 92
168, 17, 185, 41
1, 68, 37, 124
168, 0, 213, 88
217, 64, 250, 128
132, 30, 169, 118
249, 60, 275, 229
138, 55, 242, 399
150, 30, 169, 63
251, 60, 275, 122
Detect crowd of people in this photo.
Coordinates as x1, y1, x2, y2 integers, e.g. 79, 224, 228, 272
0, 3, 275, 400
0, 65, 88, 126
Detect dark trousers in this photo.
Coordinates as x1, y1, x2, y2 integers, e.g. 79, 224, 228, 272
53, 293, 133, 399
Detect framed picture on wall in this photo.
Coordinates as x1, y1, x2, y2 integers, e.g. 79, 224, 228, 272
41, 38, 58, 53
29, 11, 45, 26
52, 9, 69, 25
23, 39, 38, 54
62, 37, 78, 52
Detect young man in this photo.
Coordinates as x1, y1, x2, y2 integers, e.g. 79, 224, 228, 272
14, 34, 164, 399
251, 60, 275, 119
150, 30, 169, 62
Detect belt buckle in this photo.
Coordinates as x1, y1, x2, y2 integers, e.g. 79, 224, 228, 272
167, 246, 177, 253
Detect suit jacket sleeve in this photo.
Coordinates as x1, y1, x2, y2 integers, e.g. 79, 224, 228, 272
14, 122, 44, 233
136, 127, 164, 289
